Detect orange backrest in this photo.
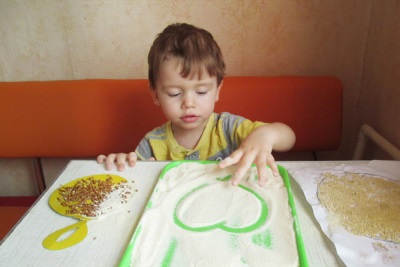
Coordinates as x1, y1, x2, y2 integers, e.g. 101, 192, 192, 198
216, 76, 343, 151
0, 76, 342, 157
0, 79, 164, 157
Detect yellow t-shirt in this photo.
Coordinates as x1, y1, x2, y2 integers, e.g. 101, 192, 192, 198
135, 112, 266, 161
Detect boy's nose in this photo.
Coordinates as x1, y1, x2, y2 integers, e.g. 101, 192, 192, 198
182, 95, 195, 109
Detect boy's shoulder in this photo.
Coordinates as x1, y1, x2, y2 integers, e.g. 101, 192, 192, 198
214, 112, 246, 123
144, 122, 168, 139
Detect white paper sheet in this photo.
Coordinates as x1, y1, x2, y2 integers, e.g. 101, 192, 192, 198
288, 160, 400, 267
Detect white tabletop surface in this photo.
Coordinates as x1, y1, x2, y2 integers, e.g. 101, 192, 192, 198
0, 160, 368, 267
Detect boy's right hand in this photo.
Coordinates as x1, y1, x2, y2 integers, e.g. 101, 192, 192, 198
97, 152, 138, 171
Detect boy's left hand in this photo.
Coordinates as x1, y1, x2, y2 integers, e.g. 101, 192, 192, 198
219, 123, 295, 187
219, 143, 278, 187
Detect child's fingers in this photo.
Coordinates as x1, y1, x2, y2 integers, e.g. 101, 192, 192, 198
231, 153, 255, 186
97, 154, 114, 170
104, 153, 117, 170
116, 153, 128, 171
256, 161, 268, 187
127, 152, 137, 167
266, 155, 278, 176
97, 153, 137, 171
219, 150, 243, 169
96, 155, 106, 164
232, 164, 251, 186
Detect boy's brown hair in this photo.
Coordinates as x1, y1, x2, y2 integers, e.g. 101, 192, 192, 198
148, 23, 226, 89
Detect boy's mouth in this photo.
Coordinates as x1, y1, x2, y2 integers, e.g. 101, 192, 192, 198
181, 115, 199, 123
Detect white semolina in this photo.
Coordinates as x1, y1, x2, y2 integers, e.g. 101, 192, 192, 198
129, 162, 299, 267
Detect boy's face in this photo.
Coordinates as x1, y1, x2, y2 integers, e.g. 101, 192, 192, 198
151, 57, 222, 134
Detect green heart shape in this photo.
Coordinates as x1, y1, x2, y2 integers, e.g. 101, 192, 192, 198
173, 181, 268, 233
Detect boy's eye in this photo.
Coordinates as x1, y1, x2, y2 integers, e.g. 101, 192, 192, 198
197, 91, 207, 95
168, 93, 181, 97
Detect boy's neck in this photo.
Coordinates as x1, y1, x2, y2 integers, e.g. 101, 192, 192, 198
172, 124, 207, 150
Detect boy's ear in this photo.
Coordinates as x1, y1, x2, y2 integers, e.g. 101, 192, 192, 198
148, 86, 160, 106
215, 80, 223, 102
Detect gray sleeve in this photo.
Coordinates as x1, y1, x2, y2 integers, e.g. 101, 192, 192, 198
220, 112, 246, 149
135, 137, 154, 160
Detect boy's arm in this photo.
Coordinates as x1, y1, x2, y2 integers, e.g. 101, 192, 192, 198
219, 123, 295, 187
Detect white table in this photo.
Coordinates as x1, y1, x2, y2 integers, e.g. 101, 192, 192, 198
1, 160, 363, 267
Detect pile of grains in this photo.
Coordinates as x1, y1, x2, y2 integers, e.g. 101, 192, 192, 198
57, 175, 132, 218
317, 172, 400, 243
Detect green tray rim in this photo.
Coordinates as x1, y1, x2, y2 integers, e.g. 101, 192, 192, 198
119, 160, 309, 267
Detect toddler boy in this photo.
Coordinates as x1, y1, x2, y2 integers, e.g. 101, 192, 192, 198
97, 23, 295, 187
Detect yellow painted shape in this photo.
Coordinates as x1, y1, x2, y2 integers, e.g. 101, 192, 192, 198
42, 220, 88, 250
43, 174, 128, 250
49, 174, 127, 220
